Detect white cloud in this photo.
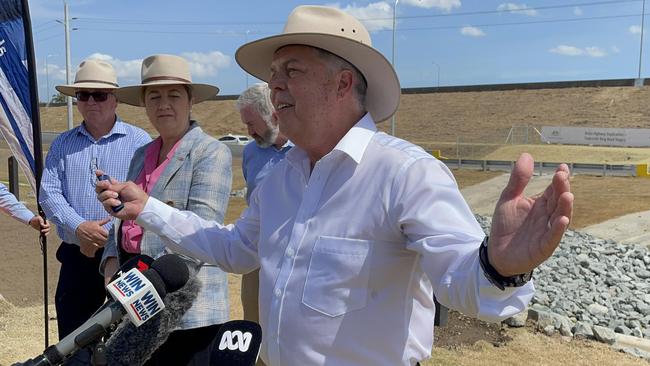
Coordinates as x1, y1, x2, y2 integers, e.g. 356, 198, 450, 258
460, 26, 485, 37
401, 0, 461, 11
573, 7, 583, 16
497, 3, 538, 16
36, 60, 66, 81
550, 45, 583, 56
629, 25, 643, 34
80, 52, 231, 83
328, 2, 393, 32
549, 45, 606, 57
330, 1, 462, 32
611, 46, 621, 54
181, 51, 231, 78
85, 53, 142, 81
585, 47, 606, 57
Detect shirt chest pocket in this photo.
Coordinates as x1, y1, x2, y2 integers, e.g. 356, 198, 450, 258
302, 236, 371, 317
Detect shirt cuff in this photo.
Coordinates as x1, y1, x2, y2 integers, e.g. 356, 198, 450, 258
476, 262, 535, 322
68, 215, 87, 235
135, 196, 176, 233
17, 212, 36, 225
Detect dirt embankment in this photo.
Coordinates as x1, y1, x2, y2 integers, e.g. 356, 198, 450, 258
40, 86, 650, 143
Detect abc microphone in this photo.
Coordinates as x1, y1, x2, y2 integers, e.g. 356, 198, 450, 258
210, 320, 263, 366
17, 254, 189, 366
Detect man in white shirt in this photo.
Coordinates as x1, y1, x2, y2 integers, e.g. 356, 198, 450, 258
96, 6, 573, 366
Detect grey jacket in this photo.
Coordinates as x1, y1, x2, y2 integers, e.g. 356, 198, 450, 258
102, 122, 232, 329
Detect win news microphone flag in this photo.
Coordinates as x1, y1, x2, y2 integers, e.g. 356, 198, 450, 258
0, 0, 49, 347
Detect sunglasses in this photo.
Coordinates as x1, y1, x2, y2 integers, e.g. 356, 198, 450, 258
75, 91, 111, 102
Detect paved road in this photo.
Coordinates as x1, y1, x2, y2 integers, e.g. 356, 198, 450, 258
459, 173, 650, 248
460, 173, 553, 216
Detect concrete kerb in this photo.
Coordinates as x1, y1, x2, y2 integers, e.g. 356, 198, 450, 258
510, 307, 650, 359
614, 333, 650, 354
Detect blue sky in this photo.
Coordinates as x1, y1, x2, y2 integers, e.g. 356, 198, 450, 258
28, 0, 648, 100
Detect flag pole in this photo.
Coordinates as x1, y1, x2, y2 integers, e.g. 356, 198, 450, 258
20, 0, 49, 348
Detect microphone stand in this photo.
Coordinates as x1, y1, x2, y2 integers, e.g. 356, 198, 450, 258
90, 339, 107, 366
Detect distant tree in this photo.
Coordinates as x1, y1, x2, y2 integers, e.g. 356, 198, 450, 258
51, 92, 66, 104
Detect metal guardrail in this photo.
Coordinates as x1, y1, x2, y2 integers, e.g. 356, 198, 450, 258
1, 134, 643, 177
441, 158, 639, 177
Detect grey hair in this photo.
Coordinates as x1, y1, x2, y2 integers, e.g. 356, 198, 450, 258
235, 83, 274, 124
313, 47, 367, 111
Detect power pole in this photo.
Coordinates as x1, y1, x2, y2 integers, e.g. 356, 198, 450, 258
391, 0, 399, 136
64, 0, 73, 129
44, 56, 49, 106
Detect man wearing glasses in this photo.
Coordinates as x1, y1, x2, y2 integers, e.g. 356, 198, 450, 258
39, 60, 150, 350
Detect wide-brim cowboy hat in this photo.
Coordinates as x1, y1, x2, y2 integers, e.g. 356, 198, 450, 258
115, 54, 219, 106
56, 59, 119, 97
235, 5, 400, 123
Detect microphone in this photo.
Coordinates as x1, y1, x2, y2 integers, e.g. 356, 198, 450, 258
108, 254, 154, 286
210, 320, 262, 366
17, 254, 189, 366
104, 254, 200, 366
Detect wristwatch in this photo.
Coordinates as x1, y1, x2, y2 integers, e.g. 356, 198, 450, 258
478, 236, 533, 291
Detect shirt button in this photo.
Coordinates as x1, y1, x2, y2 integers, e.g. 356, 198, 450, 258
286, 248, 295, 257
274, 288, 282, 297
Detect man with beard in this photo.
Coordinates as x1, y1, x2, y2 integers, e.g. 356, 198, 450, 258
236, 84, 291, 351
237, 83, 292, 203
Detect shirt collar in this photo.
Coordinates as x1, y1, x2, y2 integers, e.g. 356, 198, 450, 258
78, 115, 128, 140
332, 112, 377, 164
276, 139, 294, 151
286, 112, 377, 167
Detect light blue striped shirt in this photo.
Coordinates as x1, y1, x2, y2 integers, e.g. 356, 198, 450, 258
0, 182, 35, 224
39, 118, 151, 244
242, 140, 292, 203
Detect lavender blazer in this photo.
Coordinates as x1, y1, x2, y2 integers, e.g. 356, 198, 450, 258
102, 121, 232, 329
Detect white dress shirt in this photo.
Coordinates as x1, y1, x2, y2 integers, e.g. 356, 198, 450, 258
137, 113, 534, 366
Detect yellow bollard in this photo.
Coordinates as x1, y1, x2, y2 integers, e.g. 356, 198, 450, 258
430, 150, 446, 159
636, 164, 649, 177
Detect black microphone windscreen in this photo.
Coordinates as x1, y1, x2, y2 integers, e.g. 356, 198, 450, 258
143, 269, 167, 298
210, 320, 262, 366
105, 274, 202, 366
110, 254, 155, 283
150, 254, 190, 293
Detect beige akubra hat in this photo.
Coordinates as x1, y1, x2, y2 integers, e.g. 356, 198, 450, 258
115, 54, 219, 106
235, 5, 401, 123
56, 59, 119, 97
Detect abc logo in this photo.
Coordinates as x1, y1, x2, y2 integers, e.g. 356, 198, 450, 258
218, 330, 252, 352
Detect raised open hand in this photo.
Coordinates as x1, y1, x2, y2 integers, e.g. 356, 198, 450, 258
488, 153, 574, 277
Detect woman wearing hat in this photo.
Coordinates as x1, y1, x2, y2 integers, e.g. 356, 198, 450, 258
101, 54, 231, 364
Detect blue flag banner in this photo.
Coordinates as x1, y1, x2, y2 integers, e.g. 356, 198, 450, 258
0, 0, 37, 196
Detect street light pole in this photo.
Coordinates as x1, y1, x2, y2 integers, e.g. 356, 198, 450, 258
45, 54, 56, 107
245, 30, 250, 89
637, 0, 646, 86
63, 0, 73, 130
44, 56, 49, 106
391, 0, 399, 136
432, 61, 440, 88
